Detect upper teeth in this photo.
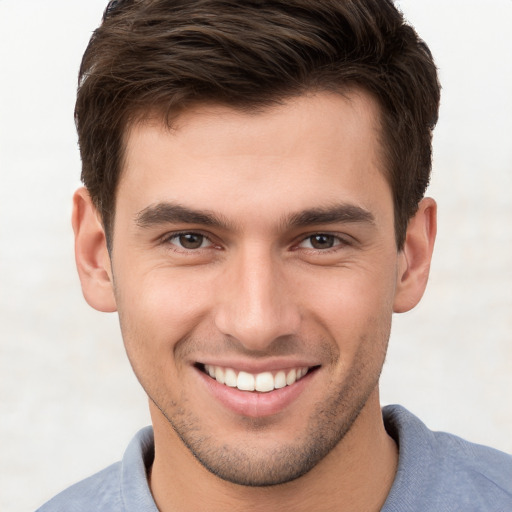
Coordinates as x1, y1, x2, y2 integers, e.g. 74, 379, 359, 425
204, 365, 309, 392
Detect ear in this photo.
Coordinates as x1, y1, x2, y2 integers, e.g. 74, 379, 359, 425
393, 197, 437, 313
72, 187, 117, 312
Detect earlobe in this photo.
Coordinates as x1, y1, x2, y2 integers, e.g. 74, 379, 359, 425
393, 197, 437, 313
72, 187, 117, 312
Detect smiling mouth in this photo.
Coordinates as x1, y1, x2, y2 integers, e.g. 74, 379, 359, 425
198, 364, 318, 393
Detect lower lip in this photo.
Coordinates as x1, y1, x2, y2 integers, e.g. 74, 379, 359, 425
197, 368, 314, 418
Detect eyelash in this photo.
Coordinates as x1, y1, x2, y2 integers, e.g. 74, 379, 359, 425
161, 231, 216, 251
295, 233, 352, 252
161, 231, 352, 254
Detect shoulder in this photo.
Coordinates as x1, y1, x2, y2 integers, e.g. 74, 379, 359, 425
382, 405, 512, 511
36, 426, 157, 512
35, 462, 123, 512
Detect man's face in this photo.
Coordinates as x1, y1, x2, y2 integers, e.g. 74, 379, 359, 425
109, 92, 403, 485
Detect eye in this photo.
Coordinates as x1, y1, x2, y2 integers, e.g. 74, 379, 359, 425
298, 234, 343, 250
167, 232, 212, 250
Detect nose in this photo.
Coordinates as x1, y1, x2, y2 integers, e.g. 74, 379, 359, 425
214, 245, 301, 352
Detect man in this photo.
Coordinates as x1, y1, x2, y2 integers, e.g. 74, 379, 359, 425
37, 0, 512, 510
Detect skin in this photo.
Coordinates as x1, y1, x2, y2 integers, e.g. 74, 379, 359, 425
73, 91, 436, 511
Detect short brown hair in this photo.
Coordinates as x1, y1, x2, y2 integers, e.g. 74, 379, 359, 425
75, 0, 440, 248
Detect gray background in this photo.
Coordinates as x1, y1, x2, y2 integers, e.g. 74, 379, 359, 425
1, 1, 511, 511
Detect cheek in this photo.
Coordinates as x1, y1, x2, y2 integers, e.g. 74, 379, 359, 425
293, 260, 397, 373
116, 266, 212, 329
297, 264, 397, 326
113, 268, 213, 375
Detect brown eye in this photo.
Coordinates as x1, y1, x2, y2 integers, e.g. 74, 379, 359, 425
171, 233, 208, 249
179, 233, 204, 249
308, 234, 336, 249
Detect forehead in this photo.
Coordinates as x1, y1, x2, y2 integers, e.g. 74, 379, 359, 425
118, 91, 391, 226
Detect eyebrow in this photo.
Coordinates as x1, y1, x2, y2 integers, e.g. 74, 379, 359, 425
135, 203, 233, 230
135, 202, 375, 230
287, 204, 375, 227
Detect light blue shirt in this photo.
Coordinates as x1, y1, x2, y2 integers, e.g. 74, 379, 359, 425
36, 405, 512, 511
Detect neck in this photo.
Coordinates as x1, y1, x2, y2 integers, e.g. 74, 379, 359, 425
149, 391, 398, 512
